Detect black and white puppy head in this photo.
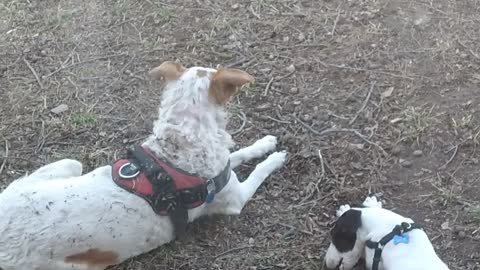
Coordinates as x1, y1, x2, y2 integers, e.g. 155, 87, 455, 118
324, 209, 364, 270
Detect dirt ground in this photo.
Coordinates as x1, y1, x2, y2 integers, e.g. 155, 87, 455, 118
1, 0, 479, 269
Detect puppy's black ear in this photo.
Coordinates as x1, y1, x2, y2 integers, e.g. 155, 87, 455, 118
330, 209, 362, 252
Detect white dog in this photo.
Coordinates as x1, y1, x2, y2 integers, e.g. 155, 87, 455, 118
0, 61, 287, 270
324, 195, 449, 270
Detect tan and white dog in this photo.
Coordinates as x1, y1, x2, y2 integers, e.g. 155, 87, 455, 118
324, 195, 449, 270
0, 62, 287, 270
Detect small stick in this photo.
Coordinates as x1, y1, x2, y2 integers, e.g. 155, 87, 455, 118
278, 222, 313, 236
249, 5, 261, 19
231, 111, 247, 136
263, 77, 274, 96
43, 53, 126, 78
331, 5, 342, 36
349, 81, 376, 124
318, 149, 325, 180
275, 70, 295, 80
226, 58, 250, 68
319, 128, 388, 156
0, 140, 9, 176
214, 245, 254, 259
293, 115, 323, 135
439, 145, 458, 170
23, 58, 44, 89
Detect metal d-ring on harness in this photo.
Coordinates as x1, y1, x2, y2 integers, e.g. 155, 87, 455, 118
366, 222, 424, 270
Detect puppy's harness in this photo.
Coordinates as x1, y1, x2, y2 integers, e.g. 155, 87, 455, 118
366, 222, 424, 270
112, 146, 230, 236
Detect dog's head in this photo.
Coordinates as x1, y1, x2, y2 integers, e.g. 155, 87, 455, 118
324, 209, 364, 270
149, 61, 254, 106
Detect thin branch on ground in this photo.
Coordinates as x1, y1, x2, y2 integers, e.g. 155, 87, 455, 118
293, 115, 328, 136
231, 111, 247, 136
349, 81, 376, 124
275, 69, 295, 80
316, 59, 422, 81
0, 140, 9, 176
278, 222, 313, 235
457, 39, 480, 60
319, 127, 388, 156
331, 5, 342, 36
318, 149, 325, 180
226, 58, 250, 68
439, 145, 458, 170
43, 53, 127, 78
23, 58, 44, 89
263, 77, 274, 96
214, 245, 254, 259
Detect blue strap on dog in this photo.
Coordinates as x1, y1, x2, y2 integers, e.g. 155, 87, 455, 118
366, 222, 423, 270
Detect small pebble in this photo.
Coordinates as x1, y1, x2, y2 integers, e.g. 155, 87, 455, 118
286, 64, 296, 73
413, 150, 423, 157
301, 114, 311, 122
458, 231, 466, 239
232, 3, 240, 10
298, 32, 306, 42
391, 146, 402, 155
399, 159, 412, 168
290, 87, 299, 94
248, 238, 255, 245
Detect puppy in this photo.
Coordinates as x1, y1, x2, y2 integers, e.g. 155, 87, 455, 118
324, 195, 449, 270
0, 62, 287, 270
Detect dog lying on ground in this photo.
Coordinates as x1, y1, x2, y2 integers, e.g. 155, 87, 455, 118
324, 195, 449, 270
0, 61, 287, 270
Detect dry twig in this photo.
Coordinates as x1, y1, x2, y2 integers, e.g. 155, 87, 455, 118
231, 111, 247, 136
439, 145, 458, 170
263, 77, 274, 96
23, 58, 44, 89
349, 81, 376, 124
214, 245, 254, 259
0, 140, 9, 176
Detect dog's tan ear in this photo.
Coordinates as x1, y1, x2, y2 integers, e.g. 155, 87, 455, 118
148, 61, 186, 82
209, 69, 254, 105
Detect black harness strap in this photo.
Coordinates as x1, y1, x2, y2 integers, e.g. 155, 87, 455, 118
366, 222, 424, 270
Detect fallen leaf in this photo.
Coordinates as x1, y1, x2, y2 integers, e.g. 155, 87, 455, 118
382, 87, 394, 98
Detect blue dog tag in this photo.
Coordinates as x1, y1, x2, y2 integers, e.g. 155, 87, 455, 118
205, 180, 216, 204
205, 192, 215, 203
393, 234, 409, 245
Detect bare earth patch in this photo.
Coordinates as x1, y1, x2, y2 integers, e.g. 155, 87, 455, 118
1, 0, 479, 269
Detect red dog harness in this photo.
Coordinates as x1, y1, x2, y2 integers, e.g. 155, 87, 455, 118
112, 145, 230, 235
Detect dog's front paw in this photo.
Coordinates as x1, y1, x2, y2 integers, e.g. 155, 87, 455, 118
337, 204, 351, 217
362, 195, 382, 208
265, 151, 287, 170
252, 135, 278, 155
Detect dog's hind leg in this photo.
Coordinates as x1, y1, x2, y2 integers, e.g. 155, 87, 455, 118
229, 135, 278, 169
25, 159, 83, 182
